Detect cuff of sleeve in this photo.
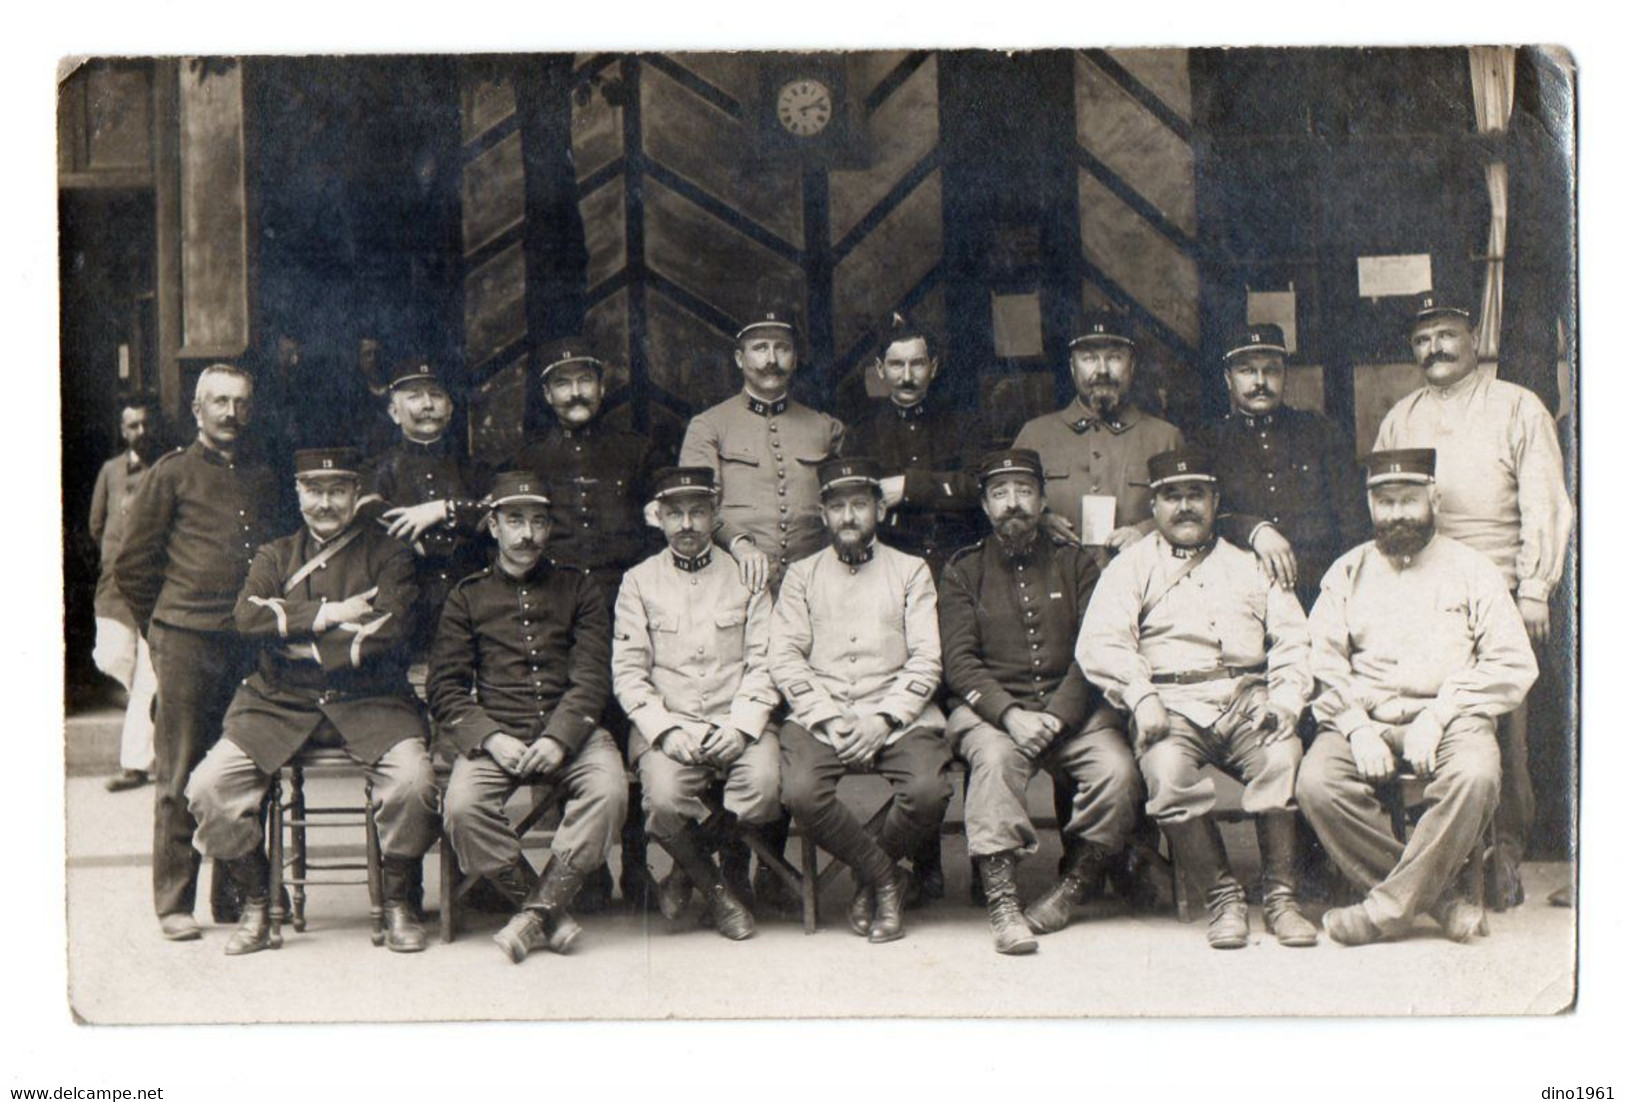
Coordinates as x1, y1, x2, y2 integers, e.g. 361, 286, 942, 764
447, 719, 505, 757
969, 686, 1020, 728
877, 689, 929, 728
1516, 579, 1551, 602
1270, 693, 1306, 722
1330, 706, 1376, 741
541, 711, 595, 755
729, 698, 774, 739
901, 467, 931, 504
797, 697, 845, 730
1248, 520, 1273, 546
1121, 679, 1159, 713
630, 704, 681, 748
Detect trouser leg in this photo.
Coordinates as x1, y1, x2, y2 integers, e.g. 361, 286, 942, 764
1138, 715, 1218, 824
441, 755, 524, 878
721, 728, 782, 826
150, 626, 247, 917
548, 729, 630, 875
185, 739, 272, 861
1297, 728, 1407, 895
1222, 727, 1303, 817
1363, 719, 1501, 934
872, 729, 952, 861
363, 738, 440, 859
121, 631, 158, 774
779, 721, 893, 886
1047, 722, 1142, 854
638, 749, 713, 842
1493, 702, 1533, 896
955, 712, 1039, 860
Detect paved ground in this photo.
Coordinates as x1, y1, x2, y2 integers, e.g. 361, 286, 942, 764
64, 772, 1576, 1023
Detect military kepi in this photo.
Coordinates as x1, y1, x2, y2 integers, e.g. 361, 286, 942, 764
817, 456, 883, 494
651, 466, 719, 501
535, 337, 603, 383
1069, 309, 1134, 350
977, 448, 1044, 487
1363, 448, 1436, 487
1412, 293, 1472, 325
484, 470, 552, 508
1222, 321, 1288, 362
388, 357, 442, 390
294, 447, 361, 478
1145, 447, 1218, 490
736, 300, 797, 342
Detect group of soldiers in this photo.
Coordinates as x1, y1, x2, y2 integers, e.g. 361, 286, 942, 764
89, 286, 1570, 960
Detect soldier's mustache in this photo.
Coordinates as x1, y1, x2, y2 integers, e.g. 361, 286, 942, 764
1424, 352, 1458, 368
1248, 388, 1274, 398
1173, 512, 1201, 524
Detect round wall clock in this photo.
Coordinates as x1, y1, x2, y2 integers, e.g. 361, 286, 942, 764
776, 78, 834, 137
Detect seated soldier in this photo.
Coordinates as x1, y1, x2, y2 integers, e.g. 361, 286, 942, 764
939, 449, 1142, 954
769, 457, 952, 945
613, 467, 781, 940
185, 448, 439, 955
1299, 449, 1538, 945
429, 471, 629, 963
1078, 447, 1318, 950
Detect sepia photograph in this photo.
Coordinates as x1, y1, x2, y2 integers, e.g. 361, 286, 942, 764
36, 11, 1599, 1071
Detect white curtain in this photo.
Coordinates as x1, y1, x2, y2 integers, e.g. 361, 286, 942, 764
1469, 46, 1516, 361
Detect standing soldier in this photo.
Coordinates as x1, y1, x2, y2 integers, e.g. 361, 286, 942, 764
184, 448, 439, 955
1194, 321, 1367, 609
507, 337, 664, 910
938, 450, 1141, 954
90, 393, 161, 792
1299, 449, 1537, 944
115, 365, 284, 942
680, 296, 844, 910
363, 357, 489, 685
845, 310, 984, 900
769, 458, 951, 944
430, 471, 629, 963
1078, 448, 1318, 950
613, 467, 781, 940
1372, 294, 1572, 906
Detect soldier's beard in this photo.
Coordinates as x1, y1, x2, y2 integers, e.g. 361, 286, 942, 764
993, 512, 1037, 550
1086, 386, 1121, 417
1374, 517, 1434, 559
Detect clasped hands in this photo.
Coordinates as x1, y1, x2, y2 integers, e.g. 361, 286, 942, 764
1347, 710, 1445, 783
660, 723, 749, 769
481, 731, 567, 778
819, 713, 893, 769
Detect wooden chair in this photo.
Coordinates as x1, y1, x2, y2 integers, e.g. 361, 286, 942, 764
266, 748, 384, 949
434, 766, 567, 944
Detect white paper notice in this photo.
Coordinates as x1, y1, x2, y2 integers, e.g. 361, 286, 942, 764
1080, 495, 1117, 546
1356, 254, 1433, 299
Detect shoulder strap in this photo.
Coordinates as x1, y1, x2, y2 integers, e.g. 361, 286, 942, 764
284, 526, 365, 594
1138, 544, 1211, 622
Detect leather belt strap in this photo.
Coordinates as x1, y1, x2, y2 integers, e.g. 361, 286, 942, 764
1151, 663, 1267, 686
285, 526, 363, 594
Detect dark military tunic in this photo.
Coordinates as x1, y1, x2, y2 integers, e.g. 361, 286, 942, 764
115, 439, 284, 635
1193, 406, 1369, 601
363, 436, 490, 655
427, 559, 611, 758
938, 536, 1100, 730
847, 399, 986, 575
507, 420, 663, 593
223, 521, 427, 772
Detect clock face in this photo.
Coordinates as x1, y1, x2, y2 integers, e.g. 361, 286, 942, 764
776, 79, 833, 137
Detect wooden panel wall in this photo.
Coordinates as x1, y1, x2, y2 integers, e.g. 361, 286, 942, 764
177, 60, 250, 360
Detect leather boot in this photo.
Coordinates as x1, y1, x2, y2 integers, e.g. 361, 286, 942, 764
977, 853, 1037, 955
381, 856, 428, 953
868, 868, 906, 944
211, 858, 244, 924
1430, 891, 1489, 942
663, 822, 754, 940
222, 851, 272, 956
848, 885, 875, 937
1024, 839, 1110, 935
1256, 813, 1318, 947
529, 858, 588, 954
1164, 817, 1249, 949
718, 829, 756, 912
619, 815, 655, 914
575, 863, 613, 914
912, 837, 946, 902
657, 863, 694, 923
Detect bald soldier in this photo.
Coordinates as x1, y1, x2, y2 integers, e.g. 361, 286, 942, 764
185, 448, 439, 955
938, 449, 1141, 955
1373, 293, 1572, 905
1078, 448, 1317, 950
1300, 449, 1537, 946
613, 467, 780, 940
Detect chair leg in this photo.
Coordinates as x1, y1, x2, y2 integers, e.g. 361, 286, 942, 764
267, 774, 285, 949
439, 830, 457, 944
364, 778, 385, 947
290, 766, 308, 933
799, 832, 819, 934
